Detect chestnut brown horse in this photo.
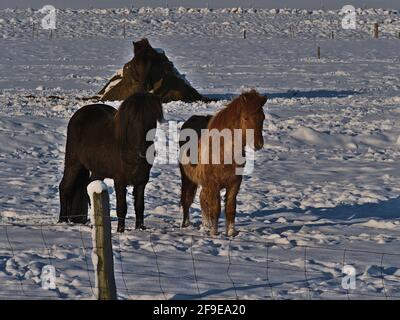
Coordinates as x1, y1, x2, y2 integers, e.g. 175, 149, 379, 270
179, 90, 267, 236
59, 92, 164, 232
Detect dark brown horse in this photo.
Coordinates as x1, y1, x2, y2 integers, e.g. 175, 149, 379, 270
179, 90, 267, 236
59, 92, 164, 232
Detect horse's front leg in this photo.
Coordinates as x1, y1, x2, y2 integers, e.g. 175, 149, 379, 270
133, 183, 146, 230
200, 187, 221, 235
225, 178, 242, 237
115, 181, 127, 233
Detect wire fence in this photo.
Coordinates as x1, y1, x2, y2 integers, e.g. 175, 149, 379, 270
1, 217, 400, 300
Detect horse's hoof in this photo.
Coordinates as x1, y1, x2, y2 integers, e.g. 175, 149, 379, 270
70, 217, 88, 224
58, 218, 68, 223
210, 228, 218, 236
181, 220, 190, 228
117, 224, 125, 233
227, 228, 239, 237
135, 224, 146, 230
77, 219, 88, 224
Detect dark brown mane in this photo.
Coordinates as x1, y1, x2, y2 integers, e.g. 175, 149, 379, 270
133, 38, 153, 56
115, 93, 163, 161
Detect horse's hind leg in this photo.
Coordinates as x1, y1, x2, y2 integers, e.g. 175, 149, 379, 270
180, 166, 197, 228
69, 169, 90, 224
59, 174, 69, 223
115, 180, 127, 233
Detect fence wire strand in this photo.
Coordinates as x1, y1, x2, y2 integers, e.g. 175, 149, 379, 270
265, 245, 274, 299
79, 224, 95, 297
190, 235, 201, 298
117, 231, 130, 298
227, 239, 239, 300
149, 231, 167, 299
4, 224, 27, 298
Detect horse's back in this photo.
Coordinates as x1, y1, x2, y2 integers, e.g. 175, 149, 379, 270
180, 115, 212, 147
69, 104, 116, 126
67, 104, 116, 137
65, 104, 117, 165
179, 115, 212, 185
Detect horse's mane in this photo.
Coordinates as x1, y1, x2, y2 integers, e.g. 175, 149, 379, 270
208, 90, 266, 130
115, 93, 163, 161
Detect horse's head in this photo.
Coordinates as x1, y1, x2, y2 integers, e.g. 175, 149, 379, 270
238, 90, 267, 151
130, 39, 172, 93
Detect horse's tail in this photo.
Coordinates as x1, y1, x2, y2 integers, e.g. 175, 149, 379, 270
69, 169, 90, 224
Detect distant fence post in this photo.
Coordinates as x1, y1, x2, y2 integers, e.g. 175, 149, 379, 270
317, 46, 321, 59
374, 23, 379, 38
243, 29, 247, 39
87, 181, 117, 300
289, 25, 294, 38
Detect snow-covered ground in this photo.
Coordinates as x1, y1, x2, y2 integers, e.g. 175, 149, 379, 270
1, 8, 400, 299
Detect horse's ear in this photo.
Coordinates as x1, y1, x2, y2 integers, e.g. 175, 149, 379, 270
134, 38, 152, 56
260, 95, 267, 106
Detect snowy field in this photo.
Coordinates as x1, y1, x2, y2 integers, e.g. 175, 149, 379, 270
1, 7, 400, 299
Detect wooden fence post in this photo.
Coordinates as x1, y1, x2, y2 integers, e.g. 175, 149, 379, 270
374, 23, 379, 38
87, 181, 117, 300
243, 29, 247, 39
317, 46, 321, 59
